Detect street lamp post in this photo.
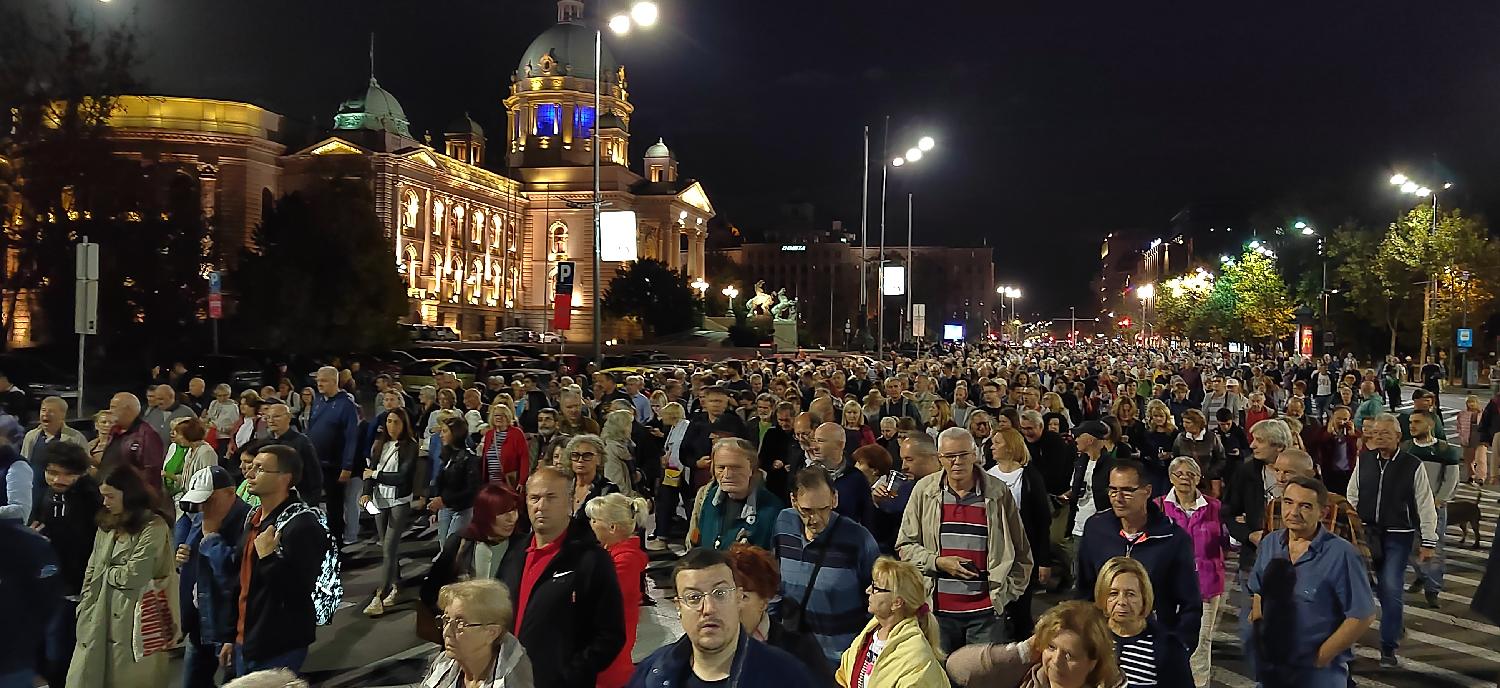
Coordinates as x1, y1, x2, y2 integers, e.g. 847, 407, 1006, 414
1136, 283, 1154, 345
722, 285, 738, 317
879, 131, 935, 353
591, 1, 658, 366
1390, 173, 1454, 367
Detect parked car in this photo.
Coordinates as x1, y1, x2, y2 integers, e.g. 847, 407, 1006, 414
399, 359, 477, 390
187, 354, 265, 392
405, 346, 463, 360
403, 323, 460, 342
0, 353, 78, 417
539, 331, 564, 344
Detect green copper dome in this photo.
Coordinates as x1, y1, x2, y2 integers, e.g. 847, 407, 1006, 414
644, 138, 670, 158
517, 21, 618, 82
334, 77, 412, 137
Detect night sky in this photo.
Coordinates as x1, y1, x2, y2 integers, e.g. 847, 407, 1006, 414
38, 0, 1500, 317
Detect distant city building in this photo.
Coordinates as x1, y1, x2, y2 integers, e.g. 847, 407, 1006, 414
718, 231, 994, 345
6, 0, 717, 345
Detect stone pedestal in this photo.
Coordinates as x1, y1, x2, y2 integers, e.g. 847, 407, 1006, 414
773, 318, 798, 352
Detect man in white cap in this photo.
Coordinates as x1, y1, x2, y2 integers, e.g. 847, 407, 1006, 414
175, 465, 252, 688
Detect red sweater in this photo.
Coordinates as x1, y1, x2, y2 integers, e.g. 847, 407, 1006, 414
478, 426, 530, 488
597, 536, 648, 688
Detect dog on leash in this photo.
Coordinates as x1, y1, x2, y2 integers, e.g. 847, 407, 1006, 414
1448, 499, 1483, 548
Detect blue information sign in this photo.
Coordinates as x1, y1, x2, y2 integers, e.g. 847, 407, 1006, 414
1457, 328, 1473, 350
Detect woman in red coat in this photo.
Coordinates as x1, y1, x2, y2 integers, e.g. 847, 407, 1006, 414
586, 492, 651, 688
477, 404, 530, 488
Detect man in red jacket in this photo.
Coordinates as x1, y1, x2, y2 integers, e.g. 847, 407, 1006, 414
101, 392, 166, 479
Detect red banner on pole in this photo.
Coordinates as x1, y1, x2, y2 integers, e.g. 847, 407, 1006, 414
551, 294, 571, 330
208, 293, 223, 319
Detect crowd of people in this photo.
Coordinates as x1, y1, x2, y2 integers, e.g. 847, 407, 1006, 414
2, 342, 1500, 688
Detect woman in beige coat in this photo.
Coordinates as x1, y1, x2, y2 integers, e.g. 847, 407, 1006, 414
67, 465, 176, 688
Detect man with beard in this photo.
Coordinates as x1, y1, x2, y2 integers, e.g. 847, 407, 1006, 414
629, 547, 816, 687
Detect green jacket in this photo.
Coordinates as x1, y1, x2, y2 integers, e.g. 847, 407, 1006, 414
690, 482, 782, 551
1354, 396, 1386, 430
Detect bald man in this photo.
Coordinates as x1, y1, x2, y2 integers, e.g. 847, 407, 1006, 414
101, 392, 166, 478
1263, 448, 1371, 567
810, 422, 873, 527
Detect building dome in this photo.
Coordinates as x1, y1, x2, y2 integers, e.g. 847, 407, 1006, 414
334, 77, 412, 137
644, 138, 670, 158
445, 112, 484, 137
517, 20, 618, 81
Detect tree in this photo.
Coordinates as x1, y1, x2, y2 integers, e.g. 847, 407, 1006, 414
1154, 270, 1214, 340
601, 258, 701, 338
230, 177, 407, 353
0, 9, 141, 348
1226, 249, 1296, 341
1329, 223, 1420, 356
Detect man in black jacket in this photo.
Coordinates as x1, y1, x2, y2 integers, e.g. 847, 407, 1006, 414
30, 443, 99, 688
259, 402, 323, 506
0, 518, 60, 686
232, 444, 330, 674
503, 467, 624, 688
681, 386, 750, 480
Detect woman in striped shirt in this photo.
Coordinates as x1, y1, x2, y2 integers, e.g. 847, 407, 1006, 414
1094, 556, 1192, 687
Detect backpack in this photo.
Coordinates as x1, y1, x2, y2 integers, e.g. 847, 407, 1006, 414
271, 501, 343, 626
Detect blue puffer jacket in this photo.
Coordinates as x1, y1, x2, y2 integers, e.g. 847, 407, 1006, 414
628, 628, 818, 688
174, 496, 252, 644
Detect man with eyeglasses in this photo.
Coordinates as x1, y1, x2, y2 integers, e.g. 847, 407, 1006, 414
896, 427, 1032, 654
630, 547, 816, 687
230, 445, 331, 675
503, 467, 624, 688
772, 466, 880, 664
1347, 413, 1437, 669
1075, 457, 1202, 653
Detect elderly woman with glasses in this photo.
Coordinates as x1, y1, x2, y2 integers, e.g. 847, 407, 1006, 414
421, 578, 535, 687
1152, 457, 1226, 687
567, 434, 621, 517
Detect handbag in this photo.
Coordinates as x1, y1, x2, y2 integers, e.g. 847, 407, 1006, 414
780, 518, 842, 633
133, 574, 178, 660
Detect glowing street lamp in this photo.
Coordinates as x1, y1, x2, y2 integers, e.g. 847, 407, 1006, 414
1136, 283, 1154, 344
891, 157, 905, 167
722, 285, 739, 315
630, 1, 659, 26
690, 277, 709, 297
918, 136, 935, 152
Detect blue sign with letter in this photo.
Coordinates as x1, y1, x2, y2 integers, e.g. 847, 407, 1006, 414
1457, 328, 1473, 350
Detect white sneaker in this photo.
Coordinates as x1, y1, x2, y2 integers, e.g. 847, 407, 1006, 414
363, 596, 385, 617
383, 587, 400, 606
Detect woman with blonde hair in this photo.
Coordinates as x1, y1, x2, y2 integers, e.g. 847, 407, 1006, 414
1041, 392, 1073, 430
843, 400, 878, 448
1457, 394, 1488, 484
985, 428, 1055, 636
1093, 556, 1192, 687
419, 578, 534, 687
585, 492, 651, 688
863, 390, 886, 427
946, 600, 1120, 688
477, 403, 529, 488
837, 557, 948, 688
600, 409, 637, 496
87, 409, 114, 472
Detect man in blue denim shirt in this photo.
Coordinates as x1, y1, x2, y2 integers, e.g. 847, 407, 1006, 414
1249, 476, 1375, 688
174, 466, 251, 688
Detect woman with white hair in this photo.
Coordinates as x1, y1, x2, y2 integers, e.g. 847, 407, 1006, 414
585, 493, 651, 688
420, 578, 535, 687
1152, 456, 1226, 687
600, 409, 638, 496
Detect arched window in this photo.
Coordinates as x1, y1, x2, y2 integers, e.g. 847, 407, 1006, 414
432, 198, 446, 235
450, 204, 465, 243
472, 210, 484, 244
404, 246, 419, 288
535, 104, 561, 136
403, 190, 419, 229
547, 221, 569, 258
490, 216, 502, 249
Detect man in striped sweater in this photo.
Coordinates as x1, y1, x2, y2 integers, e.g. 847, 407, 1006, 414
774, 466, 881, 665
895, 427, 1032, 654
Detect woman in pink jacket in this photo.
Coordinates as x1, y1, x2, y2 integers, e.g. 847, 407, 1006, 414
1153, 455, 1226, 688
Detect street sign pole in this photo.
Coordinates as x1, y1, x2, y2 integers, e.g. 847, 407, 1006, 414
208, 270, 223, 354
75, 239, 100, 420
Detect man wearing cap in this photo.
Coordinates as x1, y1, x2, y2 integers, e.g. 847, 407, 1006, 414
174, 465, 251, 688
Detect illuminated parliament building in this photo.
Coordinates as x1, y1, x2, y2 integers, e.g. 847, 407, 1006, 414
48, 0, 715, 344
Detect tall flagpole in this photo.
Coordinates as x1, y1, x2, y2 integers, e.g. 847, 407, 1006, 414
877, 116, 888, 357
858, 125, 869, 349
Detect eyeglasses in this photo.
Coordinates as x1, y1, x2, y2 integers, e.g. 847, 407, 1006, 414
1170, 472, 1199, 481
569, 451, 598, 462
937, 451, 973, 463
435, 614, 495, 635
1106, 485, 1145, 498
868, 583, 892, 594
244, 465, 286, 476
673, 586, 739, 610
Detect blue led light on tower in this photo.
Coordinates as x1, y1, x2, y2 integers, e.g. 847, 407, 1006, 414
535, 103, 561, 135
575, 105, 595, 140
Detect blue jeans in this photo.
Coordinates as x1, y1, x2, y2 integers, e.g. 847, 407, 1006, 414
42, 597, 77, 688
1374, 530, 1415, 654
341, 476, 364, 543
235, 645, 308, 676
1255, 664, 1350, 688
935, 612, 1001, 656
1410, 506, 1446, 593
183, 637, 231, 688
436, 507, 472, 548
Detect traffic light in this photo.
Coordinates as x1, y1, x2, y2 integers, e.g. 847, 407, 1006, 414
1119, 317, 1132, 328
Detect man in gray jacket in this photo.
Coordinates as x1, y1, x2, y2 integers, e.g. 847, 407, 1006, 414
143, 384, 196, 444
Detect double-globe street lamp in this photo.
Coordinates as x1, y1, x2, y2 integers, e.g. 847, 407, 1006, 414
1136, 283, 1154, 344
995, 285, 1021, 341
588, 1, 658, 365
890, 136, 936, 345
1391, 172, 1456, 369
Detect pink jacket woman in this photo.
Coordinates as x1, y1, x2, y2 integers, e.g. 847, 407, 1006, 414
1153, 490, 1226, 599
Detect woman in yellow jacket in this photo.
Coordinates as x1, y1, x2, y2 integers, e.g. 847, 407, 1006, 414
837, 556, 950, 688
